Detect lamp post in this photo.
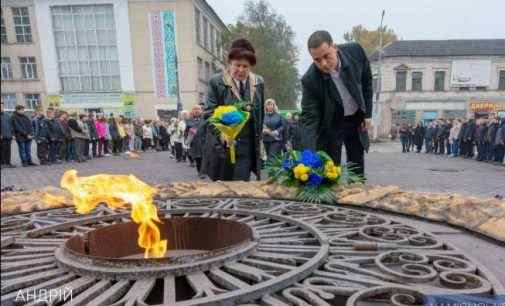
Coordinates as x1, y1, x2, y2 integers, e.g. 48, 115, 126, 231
373, 10, 385, 140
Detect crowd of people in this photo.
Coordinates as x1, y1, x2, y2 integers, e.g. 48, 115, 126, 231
0, 102, 197, 171
0, 99, 306, 178
394, 117, 505, 164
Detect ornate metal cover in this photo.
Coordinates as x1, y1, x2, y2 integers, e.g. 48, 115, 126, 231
1, 198, 503, 305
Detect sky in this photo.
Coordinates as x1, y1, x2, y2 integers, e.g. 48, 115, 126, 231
206, 0, 505, 74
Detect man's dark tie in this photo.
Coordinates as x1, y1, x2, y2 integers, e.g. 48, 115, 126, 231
239, 81, 246, 100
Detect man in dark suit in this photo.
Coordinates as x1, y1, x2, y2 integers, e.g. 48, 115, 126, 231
300, 30, 372, 178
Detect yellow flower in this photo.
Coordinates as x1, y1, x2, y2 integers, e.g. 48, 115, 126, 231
323, 162, 341, 181
293, 164, 310, 180
325, 171, 338, 180
300, 174, 309, 182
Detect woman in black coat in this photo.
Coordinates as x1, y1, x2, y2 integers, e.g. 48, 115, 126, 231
202, 38, 265, 181
413, 122, 425, 153
159, 122, 169, 151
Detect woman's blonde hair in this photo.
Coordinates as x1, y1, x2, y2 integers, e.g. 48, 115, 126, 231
265, 98, 278, 113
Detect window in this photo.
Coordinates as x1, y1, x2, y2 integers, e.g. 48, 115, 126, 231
205, 62, 210, 81
1, 94, 17, 110
24, 93, 40, 109
12, 7, 32, 43
476, 86, 487, 91
202, 17, 209, 50
197, 57, 204, 81
499, 70, 505, 90
1, 57, 13, 80
458, 87, 470, 91
434, 71, 445, 91
51, 5, 121, 92
1, 9, 7, 44
395, 71, 407, 92
411, 71, 422, 91
194, 8, 201, 46
216, 30, 222, 59
19, 56, 37, 79
199, 92, 205, 103
210, 25, 216, 55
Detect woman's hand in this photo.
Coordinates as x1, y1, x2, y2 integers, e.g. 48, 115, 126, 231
220, 134, 229, 147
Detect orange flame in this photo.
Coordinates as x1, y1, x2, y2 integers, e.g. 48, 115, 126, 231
43, 170, 167, 258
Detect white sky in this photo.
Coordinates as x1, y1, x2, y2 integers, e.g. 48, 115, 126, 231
206, 0, 505, 74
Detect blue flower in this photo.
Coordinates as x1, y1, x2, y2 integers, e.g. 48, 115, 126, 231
300, 150, 322, 168
221, 111, 243, 126
282, 159, 295, 170
307, 173, 323, 186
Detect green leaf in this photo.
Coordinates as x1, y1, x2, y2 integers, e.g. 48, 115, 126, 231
316, 151, 333, 163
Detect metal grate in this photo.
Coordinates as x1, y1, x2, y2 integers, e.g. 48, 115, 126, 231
1, 198, 502, 305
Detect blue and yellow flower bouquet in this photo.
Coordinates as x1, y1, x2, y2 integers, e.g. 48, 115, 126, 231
266, 149, 361, 203
209, 105, 250, 164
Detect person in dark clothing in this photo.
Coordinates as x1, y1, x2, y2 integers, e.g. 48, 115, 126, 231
159, 122, 169, 151
68, 113, 89, 162
11, 105, 36, 166
1, 102, 15, 168
46, 109, 64, 164
424, 122, 434, 153
464, 119, 476, 158
413, 122, 425, 153
300, 31, 372, 178
432, 122, 440, 154
86, 114, 98, 158
108, 117, 122, 155
486, 119, 499, 162
290, 113, 303, 151
202, 38, 265, 182
435, 121, 446, 155
458, 120, 468, 157
33, 109, 50, 165
399, 122, 410, 153
494, 118, 505, 163
408, 124, 415, 152
186, 105, 206, 178
263, 99, 285, 161
58, 112, 75, 162
476, 119, 489, 161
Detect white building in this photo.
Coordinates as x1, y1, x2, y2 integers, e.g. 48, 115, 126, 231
371, 39, 505, 137
23, 0, 227, 118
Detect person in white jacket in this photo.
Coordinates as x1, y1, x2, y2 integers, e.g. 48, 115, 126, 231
173, 112, 187, 162
449, 119, 462, 157
142, 120, 154, 151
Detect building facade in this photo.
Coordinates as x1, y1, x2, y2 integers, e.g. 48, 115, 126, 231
1, 0, 226, 118
1, 0, 46, 112
371, 40, 505, 137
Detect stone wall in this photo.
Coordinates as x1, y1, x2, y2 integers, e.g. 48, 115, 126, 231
2, 181, 504, 242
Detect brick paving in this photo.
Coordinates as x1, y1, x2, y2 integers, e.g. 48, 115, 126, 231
2, 142, 503, 198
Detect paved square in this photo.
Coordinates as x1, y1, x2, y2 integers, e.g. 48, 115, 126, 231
2, 142, 503, 198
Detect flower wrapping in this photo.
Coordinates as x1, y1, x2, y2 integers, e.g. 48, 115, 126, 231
209, 105, 250, 164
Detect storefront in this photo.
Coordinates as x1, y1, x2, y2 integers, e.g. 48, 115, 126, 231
469, 100, 505, 119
